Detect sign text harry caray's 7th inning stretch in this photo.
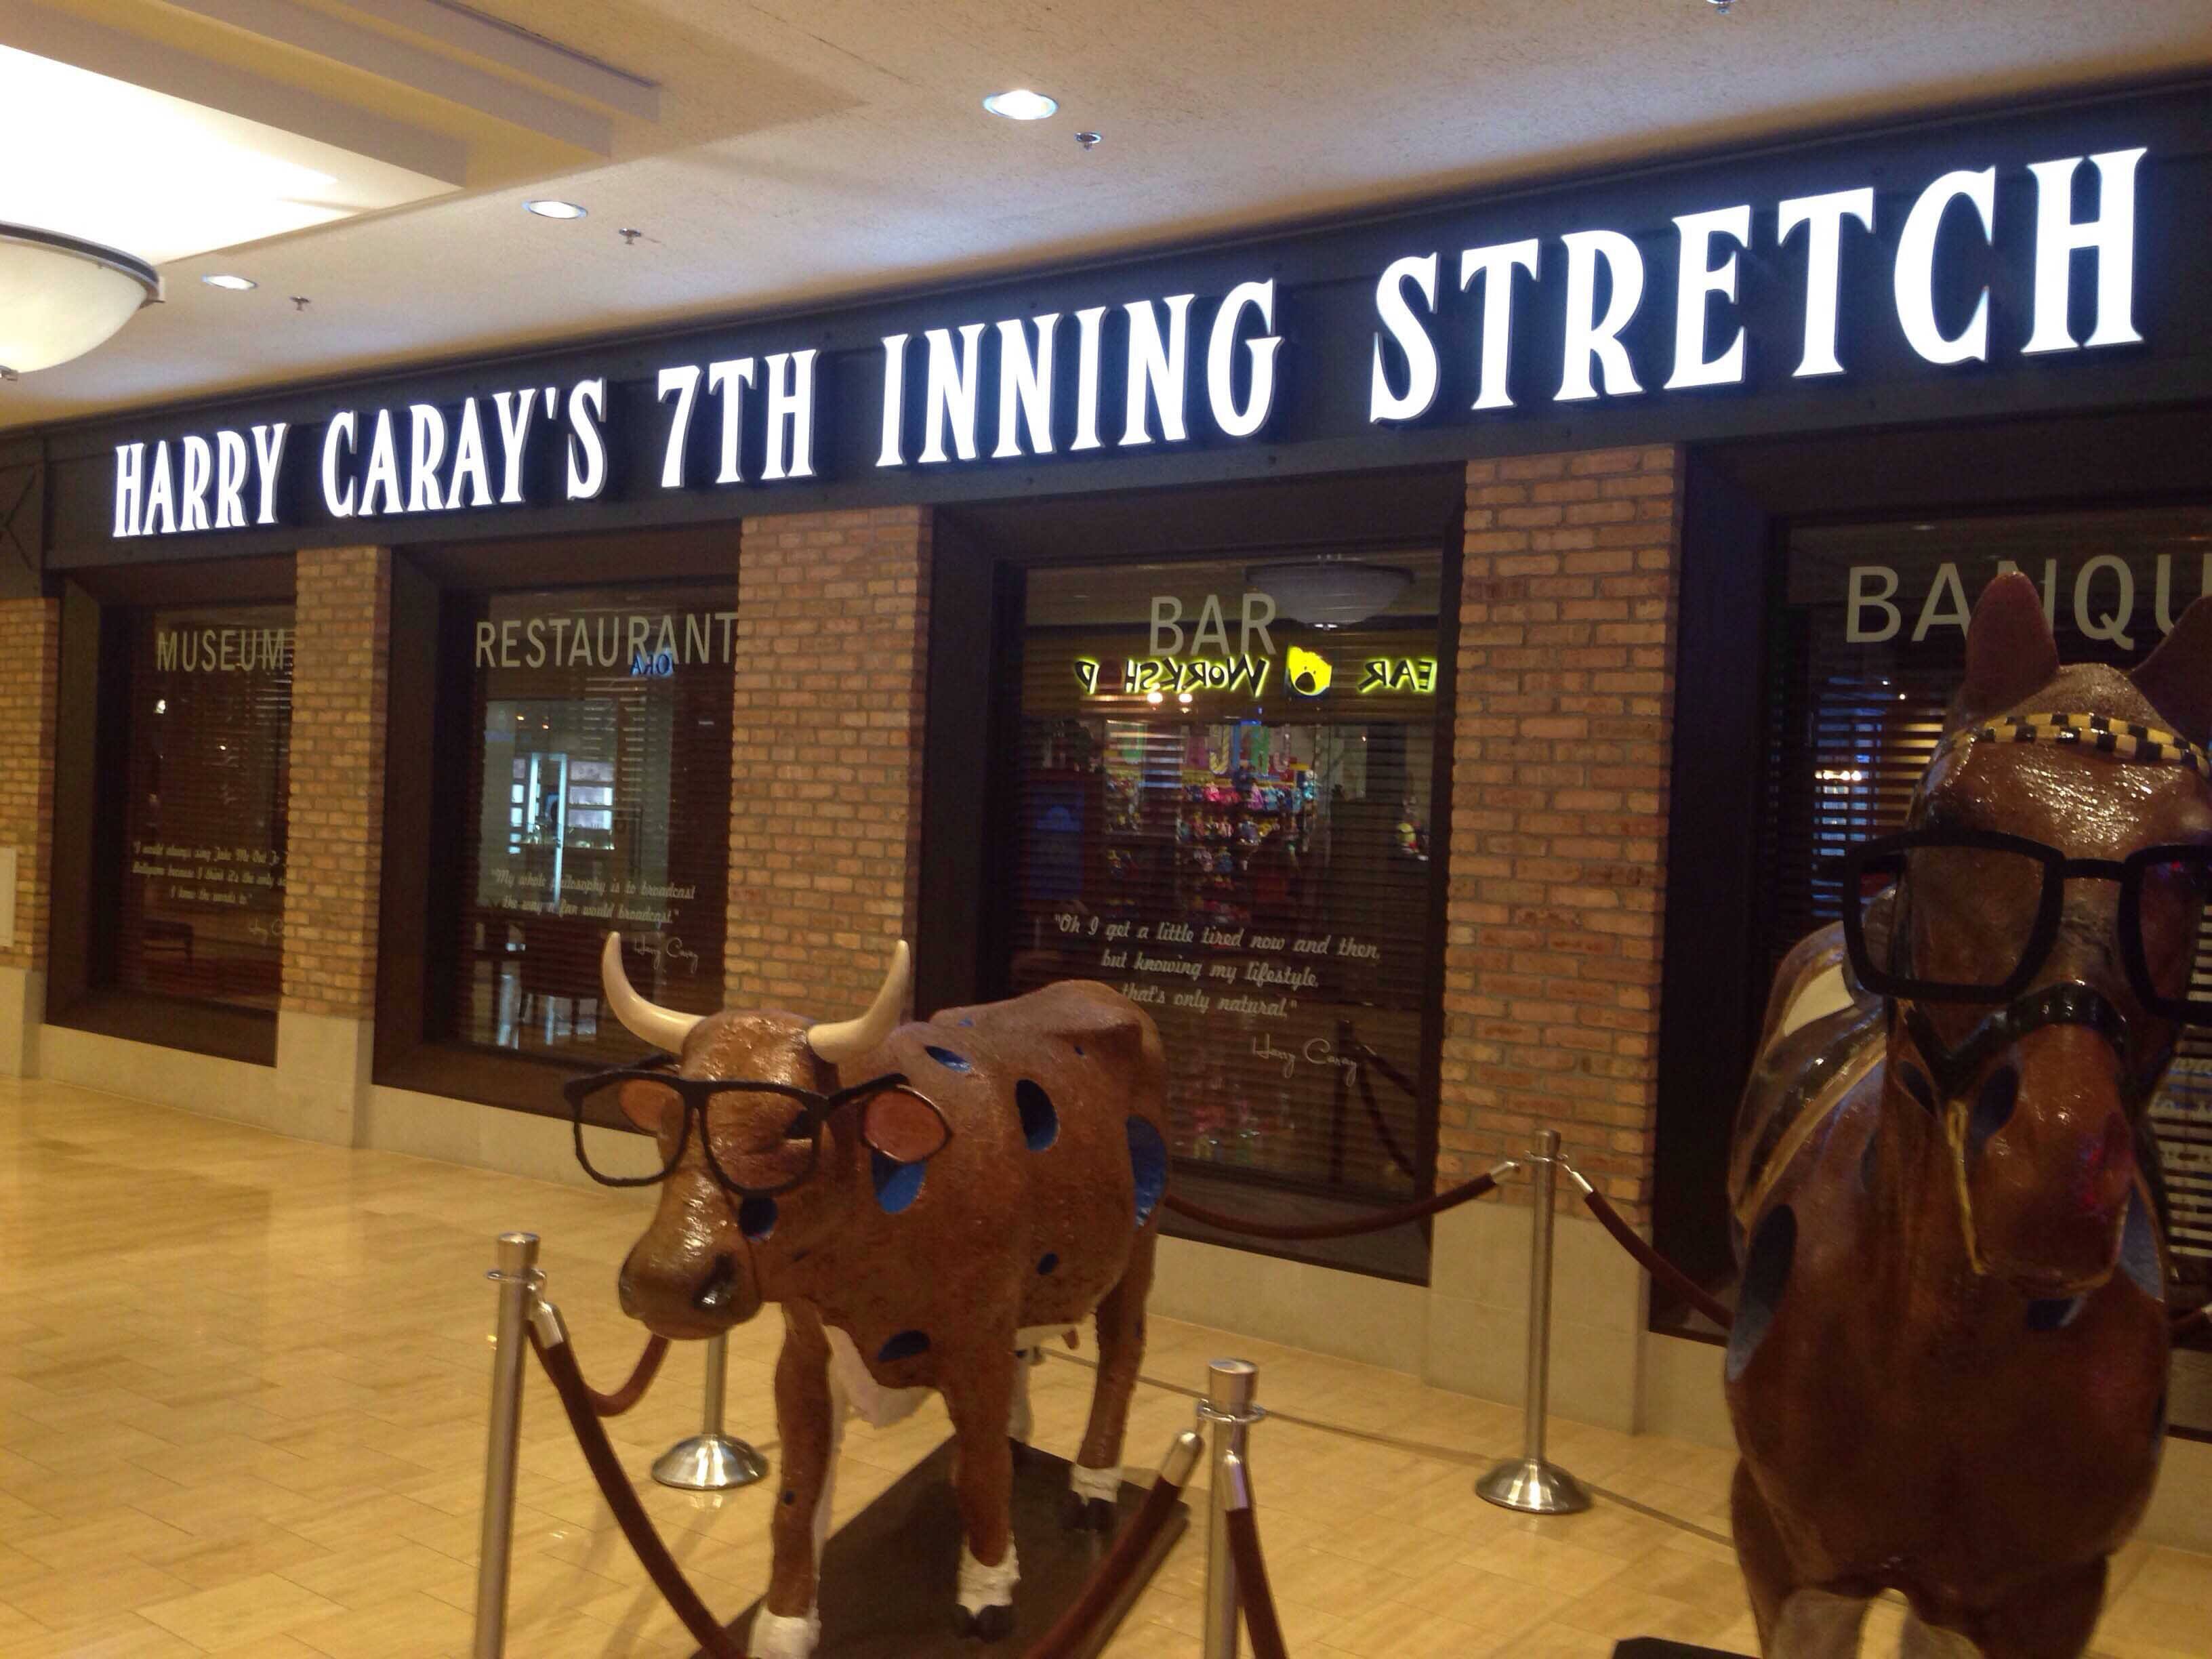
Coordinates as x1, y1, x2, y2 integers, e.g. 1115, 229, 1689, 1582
110, 147, 2148, 539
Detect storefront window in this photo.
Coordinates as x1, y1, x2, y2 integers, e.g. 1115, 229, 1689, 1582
1765, 508, 2212, 1416
1010, 553, 1446, 1216
451, 582, 735, 1066
115, 604, 293, 1011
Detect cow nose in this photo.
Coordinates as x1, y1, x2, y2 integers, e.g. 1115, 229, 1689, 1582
693, 1253, 740, 1315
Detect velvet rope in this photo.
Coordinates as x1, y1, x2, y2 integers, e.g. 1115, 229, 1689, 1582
1579, 1187, 1736, 1332
527, 1326, 745, 1659
575, 1333, 670, 1418
1225, 1504, 1290, 1659
1019, 1471, 1192, 1659
2175, 1303, 2211, 1339
1162, 1170, 1498, 1242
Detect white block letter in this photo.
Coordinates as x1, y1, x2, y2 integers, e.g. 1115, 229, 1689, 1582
1557, 230, 1645, 401
878, 334, 909, 468
1123, 295, 1195, 445
112, 443, 144, 538
921, 324, 985, 464
1206, 281, 1279, 438
2024, 148, 2145, 354
321, 412, 359, 518
214, 430, 249, 529
1777, 187, 1875, 377
565, 378, 607, 500
762, 350, 817, 480
1665, 205, 1753, 390
1458, 241, 1539, 411
657, 365, 701, 488
1895, 167, 1995, 365
1370, 253, 1440, 422
709, 357, 756, 483
994, 314, 1058, 458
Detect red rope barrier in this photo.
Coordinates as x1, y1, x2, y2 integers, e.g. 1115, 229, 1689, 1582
1579, 1186, 1736, 1332
1019, 1443, 1200, 1659
577, 1333, 670, 1418
1225, 1498, 1288, 1659
528, 1324, 745, 1658
1164, 1169, 1500, 1242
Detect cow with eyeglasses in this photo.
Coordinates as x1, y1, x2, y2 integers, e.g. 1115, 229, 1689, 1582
573, 937, 1168, 1657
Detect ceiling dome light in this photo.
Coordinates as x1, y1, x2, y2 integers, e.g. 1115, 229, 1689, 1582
1247, 558, 1414, 629
524, 199, 588, 220
982, 89, 1057, 121
201, 273, 256, 291
0, 223, 160, 379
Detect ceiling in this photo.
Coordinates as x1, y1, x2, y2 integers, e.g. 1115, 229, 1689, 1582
3, 0, 2209, 433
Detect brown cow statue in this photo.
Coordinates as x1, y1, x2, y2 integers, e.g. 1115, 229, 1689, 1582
1726, 574, 2212, 1656
586, 935, 1168, 1658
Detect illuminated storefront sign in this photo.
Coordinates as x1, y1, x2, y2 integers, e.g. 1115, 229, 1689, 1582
1357, 657, 1437, 694
100, 112, 2189, 544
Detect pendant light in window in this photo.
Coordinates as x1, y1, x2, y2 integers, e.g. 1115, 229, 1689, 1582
1246, 558, 1414, 629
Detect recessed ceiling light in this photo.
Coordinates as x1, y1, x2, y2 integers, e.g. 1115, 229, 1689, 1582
524, 199, 588, 220
982, 89, 1057, 121
201, 273, 256, 291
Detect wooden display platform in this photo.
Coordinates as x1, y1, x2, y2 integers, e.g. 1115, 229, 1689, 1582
718, 1441, 1187, 1659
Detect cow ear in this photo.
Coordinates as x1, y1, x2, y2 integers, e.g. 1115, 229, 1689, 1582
2131, 594, 2212, 747
619, 1077, 677, 1134
1959, 571, 2060, 719
861, 1088, 951, 1164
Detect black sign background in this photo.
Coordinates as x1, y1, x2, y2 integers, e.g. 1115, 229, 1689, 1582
20, 76, 2212, 571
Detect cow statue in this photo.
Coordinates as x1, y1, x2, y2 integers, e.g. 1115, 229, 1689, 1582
1725, 574, 2212, 1657
587, 935, 1168, 1658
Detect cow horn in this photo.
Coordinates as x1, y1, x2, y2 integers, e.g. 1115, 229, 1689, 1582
600, 933, 704, 1054
806, 941, 912, 1066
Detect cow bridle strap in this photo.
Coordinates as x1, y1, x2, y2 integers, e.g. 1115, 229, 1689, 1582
1899, 984, 2153, 1107
1936, 711, 2212, 781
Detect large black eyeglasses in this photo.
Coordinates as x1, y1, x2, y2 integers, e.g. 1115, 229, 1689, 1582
1839, 827, 2212, 1023
562, 1057, 914, 1195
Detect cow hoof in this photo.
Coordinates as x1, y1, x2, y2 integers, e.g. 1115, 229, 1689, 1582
951, 1603, 1015, 1641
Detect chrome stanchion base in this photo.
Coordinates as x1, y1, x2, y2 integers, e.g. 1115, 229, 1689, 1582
1475, 1454, 1591, 1515
652, 1434, 768, 1492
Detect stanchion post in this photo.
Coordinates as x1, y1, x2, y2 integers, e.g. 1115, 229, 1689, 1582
651, 1332, 769, 1492
1201, 1358, 1261, 1659
474, 1231, 540, 1659
1475, 1130, 1591, 1515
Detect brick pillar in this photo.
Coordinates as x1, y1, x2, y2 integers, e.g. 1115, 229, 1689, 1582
0, 598, 59, 1074
276, 546, 390, 1142
1425, 444, 1684, 1430
727, 507, 931, 1017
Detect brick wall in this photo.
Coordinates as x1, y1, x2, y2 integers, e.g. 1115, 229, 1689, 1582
727, 507, 931, 1018
1439, 446, 1684, 1218
0, 599, 58, 972
281, 546, 391, 1019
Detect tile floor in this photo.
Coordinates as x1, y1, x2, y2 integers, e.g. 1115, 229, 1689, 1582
0, 1078, 2203, 1658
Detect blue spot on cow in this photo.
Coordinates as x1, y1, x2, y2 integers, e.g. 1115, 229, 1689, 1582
958, 1017, 975, 1027
1017, 1080, 1059, 1151
878, 1330, 930, 1363
1726, 1205, 1797, 1383
1073, 1044, 1085, 1057
2027, 1296, 2084, 1332
738, 1195, 778, 1241
924, 1046, 970, 1073
2121, 1190, 2163, 1300
872, 1149, 926, 1214
1127, 1117, 1167, 1228
1038, 1253, 1059, 1275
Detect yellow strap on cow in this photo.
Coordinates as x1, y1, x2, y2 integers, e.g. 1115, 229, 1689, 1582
1937, 711, 2212, 782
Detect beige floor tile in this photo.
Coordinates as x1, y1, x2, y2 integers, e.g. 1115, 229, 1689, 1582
136, 1572, 350, 1650
0, 1080, 2202, 1659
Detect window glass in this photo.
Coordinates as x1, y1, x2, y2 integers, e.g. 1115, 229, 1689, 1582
452, 582, 736, 1065
1012, 553, 1446, 1214
1765, 508, 2212, 1416
115, 604, 292, 1010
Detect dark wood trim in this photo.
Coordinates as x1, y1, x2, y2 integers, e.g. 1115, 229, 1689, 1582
45, 989, 275, 1066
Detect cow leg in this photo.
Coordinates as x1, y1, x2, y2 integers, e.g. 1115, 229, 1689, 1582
754, 1308, 842, 1659
1732, 1459, 1871, 1658
1070, 1225, 1155, 1532
941, 1345, 1021, 1641
1953, 1558, 2105, 1659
